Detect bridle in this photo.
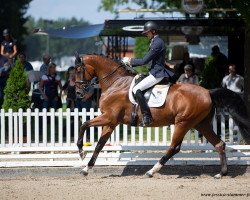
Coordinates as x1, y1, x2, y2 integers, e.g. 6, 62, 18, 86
74, 56, 122, 98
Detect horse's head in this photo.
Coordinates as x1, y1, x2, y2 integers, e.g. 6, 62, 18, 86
74, 53, 132, 97
74, 53, 95, 98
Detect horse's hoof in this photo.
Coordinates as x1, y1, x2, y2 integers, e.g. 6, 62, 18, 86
214, 173, 222, 179
80, 170, 88, 176
145, 172, 153, 178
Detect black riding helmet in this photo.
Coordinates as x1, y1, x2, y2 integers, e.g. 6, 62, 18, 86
142, 21, 159, 34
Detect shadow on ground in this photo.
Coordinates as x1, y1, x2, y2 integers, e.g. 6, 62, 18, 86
0, 165, 248, 178
119, 165, 249, 178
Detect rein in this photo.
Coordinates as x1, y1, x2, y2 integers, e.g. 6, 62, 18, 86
91, 64, 123, 86
75, 63, 123, 93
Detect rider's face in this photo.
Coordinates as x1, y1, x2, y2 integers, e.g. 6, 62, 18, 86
145, 31, 154, 40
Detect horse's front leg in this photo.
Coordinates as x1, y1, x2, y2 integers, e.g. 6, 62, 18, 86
81, 125, 115, 176
77, 114, 111, 160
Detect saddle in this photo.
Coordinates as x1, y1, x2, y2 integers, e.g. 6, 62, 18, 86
129, 75, 171, 126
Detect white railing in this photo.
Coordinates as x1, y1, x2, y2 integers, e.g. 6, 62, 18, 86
0, 108, 249, 167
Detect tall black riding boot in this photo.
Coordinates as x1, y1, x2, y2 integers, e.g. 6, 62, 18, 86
135, 90, 153, 126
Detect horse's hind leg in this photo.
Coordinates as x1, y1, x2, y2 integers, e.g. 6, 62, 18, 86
195, 117, 227, 179
145, 124, 187, 177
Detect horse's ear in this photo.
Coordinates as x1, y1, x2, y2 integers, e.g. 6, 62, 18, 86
74, 51, 82, 65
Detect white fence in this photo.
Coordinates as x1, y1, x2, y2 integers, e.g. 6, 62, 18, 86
0, 108, 249, 167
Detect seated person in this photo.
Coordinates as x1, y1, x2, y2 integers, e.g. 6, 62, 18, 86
177, 64, 199, 85
177, 52, 195, 78
222, 64, 244, 97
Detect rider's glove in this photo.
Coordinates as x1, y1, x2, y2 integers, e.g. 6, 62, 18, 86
121, 57, 131, 66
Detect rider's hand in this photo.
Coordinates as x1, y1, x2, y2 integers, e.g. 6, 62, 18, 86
121, 57, 131, 66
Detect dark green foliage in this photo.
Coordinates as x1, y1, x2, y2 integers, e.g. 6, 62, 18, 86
134, 37, 149, 56
3, 59, 31, 111
199, 56, 220, 89
133, 37, 149, 75
235, 1, 250, 33
0, 0, 32, 52
134, 37, 149, 58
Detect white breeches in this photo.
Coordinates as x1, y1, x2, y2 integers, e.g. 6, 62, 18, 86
132, 74, 164, 94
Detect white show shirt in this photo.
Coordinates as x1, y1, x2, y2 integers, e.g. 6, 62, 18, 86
222, 74, 244, 94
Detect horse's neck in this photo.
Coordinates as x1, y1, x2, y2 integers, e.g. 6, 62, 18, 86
95, 60, 132, 91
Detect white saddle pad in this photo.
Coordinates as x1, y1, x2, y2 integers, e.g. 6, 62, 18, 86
129, 75, 170, 108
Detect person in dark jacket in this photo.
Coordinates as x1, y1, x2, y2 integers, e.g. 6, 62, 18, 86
211, 45, 228, 82
39, 63, 62, 110
1, 29, 17, 59
18, 52, 33, 72
121, 21, 175, 126
0, 57, 13, 107
62, 66, 76, 110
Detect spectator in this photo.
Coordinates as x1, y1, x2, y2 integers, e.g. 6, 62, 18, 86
1, 29, 17, 59
40, 54, 51, 75
0, 57, 12, 74
39, 63, 62, 110
177, 52, 195, 78
222, 64, 244, 97
177, 64, 199, 85
0, 55, 8, 67
211, 45, 228, 81
0, 57, 13, 107
63, 66, 76, 110
76, 79, 94, 111
76, 78, 95, 142
18, 52, 33, 71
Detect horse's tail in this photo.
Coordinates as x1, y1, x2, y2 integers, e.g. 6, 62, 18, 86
210, 88, 250, 144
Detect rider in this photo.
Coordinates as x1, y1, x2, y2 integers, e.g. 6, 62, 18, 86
122, 21, 174, 126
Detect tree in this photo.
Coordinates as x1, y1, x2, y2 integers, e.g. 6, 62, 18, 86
199, 56, 220, 89
132, 37, 149, 74
3, 59, 31, 111
0, 0, 32, 52
134, 37, 149, 58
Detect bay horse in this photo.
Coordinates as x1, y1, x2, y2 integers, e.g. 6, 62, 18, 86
75, 54, 250, 178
